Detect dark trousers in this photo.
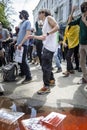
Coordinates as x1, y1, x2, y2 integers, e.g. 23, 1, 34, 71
0, 57, 6, 67
20, 45, 31, 79
74, 45, 79, 69
66, 48, 74, 71
42, 48, 54, 87
36, 41, 43, 66
28, 45, 33, 61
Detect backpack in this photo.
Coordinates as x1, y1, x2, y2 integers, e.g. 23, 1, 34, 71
2, 63, 18, 82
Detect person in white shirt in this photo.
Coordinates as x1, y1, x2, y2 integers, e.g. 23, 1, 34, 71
27, 9, 59, 94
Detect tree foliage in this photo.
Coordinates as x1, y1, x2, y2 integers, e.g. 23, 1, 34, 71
0, 0, 15, 28
0, 2, 9, 28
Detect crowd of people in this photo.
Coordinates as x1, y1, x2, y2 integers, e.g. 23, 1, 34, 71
0, 1, 87, 95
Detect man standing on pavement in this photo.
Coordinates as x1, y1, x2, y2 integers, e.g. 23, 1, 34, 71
27, 9, 59, 94
68, 2, 87, 84
16, 10, 32, 84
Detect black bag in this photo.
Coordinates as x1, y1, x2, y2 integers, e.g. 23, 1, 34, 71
2, 63, 18, 82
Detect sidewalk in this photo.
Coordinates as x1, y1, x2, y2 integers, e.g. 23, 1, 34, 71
0, 62, 87, 109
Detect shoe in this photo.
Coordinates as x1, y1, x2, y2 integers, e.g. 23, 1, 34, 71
22, 78, 32, 84
56, 68, 62, 73
78, 67, 82, 72
69, 70, 75, 74
74, 67, 79, 70
37, 87, 50, 95
63, 71, 70, 77
49, 80, 55, 86
0, 92, 4, 96
77, 78, 87, 84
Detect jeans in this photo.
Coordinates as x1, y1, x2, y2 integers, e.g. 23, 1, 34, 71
20, 45, 32, 79
54, 48, 61, 69
28, 45, 33, 61
36, 40, 43, 66
42, 48, 54, 87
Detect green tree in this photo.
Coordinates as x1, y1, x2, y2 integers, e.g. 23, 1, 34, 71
0, 0, 15, 28
0, 2, 9, 28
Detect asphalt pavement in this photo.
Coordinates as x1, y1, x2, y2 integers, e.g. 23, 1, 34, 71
0, 61, 87, 110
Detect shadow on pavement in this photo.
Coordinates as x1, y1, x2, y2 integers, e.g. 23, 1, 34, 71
56, 84, 87, 109
56, 71, 82, 88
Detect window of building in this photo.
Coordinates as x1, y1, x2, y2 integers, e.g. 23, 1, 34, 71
44, 2, 45, 8
52, 0, 53, 5
75, 0, 79, 7
59, 5, 63, 21
47, 0, 48, 8
69, 0, 72, 14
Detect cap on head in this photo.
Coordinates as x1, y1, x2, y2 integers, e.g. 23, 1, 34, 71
19, 10, 29, 19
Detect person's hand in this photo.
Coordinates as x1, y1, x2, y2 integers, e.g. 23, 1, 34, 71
2, 40, 6, 43
42, 34, 46, 40
18, 44, 22, 50
14, 44, 17, 50
27, 35, 34, 39
63, 43, 68, 48
72, 6, 78, 13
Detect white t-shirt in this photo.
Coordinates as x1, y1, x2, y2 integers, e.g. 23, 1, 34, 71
42, 17, 57, 52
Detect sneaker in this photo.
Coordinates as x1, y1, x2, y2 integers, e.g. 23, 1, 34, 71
49, 80, 55, 86
69, 70, 75, 74
62, 71, 70, 77
37, 87, 50, 95
77, 78, 87, 84
0, 92, 4, 96
74, 67, 79, 70
78, 67, 82, 72
22, 78, 32, 84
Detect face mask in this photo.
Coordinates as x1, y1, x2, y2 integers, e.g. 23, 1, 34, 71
19, 14, 23, 20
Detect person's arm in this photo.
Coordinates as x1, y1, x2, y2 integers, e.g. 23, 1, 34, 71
18, 30, 31, 49
82, 13, 87, 26
68, 7, 76, 24
27, 34, 46, 41
68, 17, 81, 26
63, 26, 68, 43
33, 35, 46, 40
47, 16, 59, 34
18, 21, 31, 49
62, 27, 68, 47
27, 16, 59, 41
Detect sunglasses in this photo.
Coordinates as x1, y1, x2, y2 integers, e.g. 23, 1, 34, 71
39, 11, 45, 14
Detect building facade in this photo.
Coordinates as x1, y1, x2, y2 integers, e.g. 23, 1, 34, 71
33, 0, 85, 29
